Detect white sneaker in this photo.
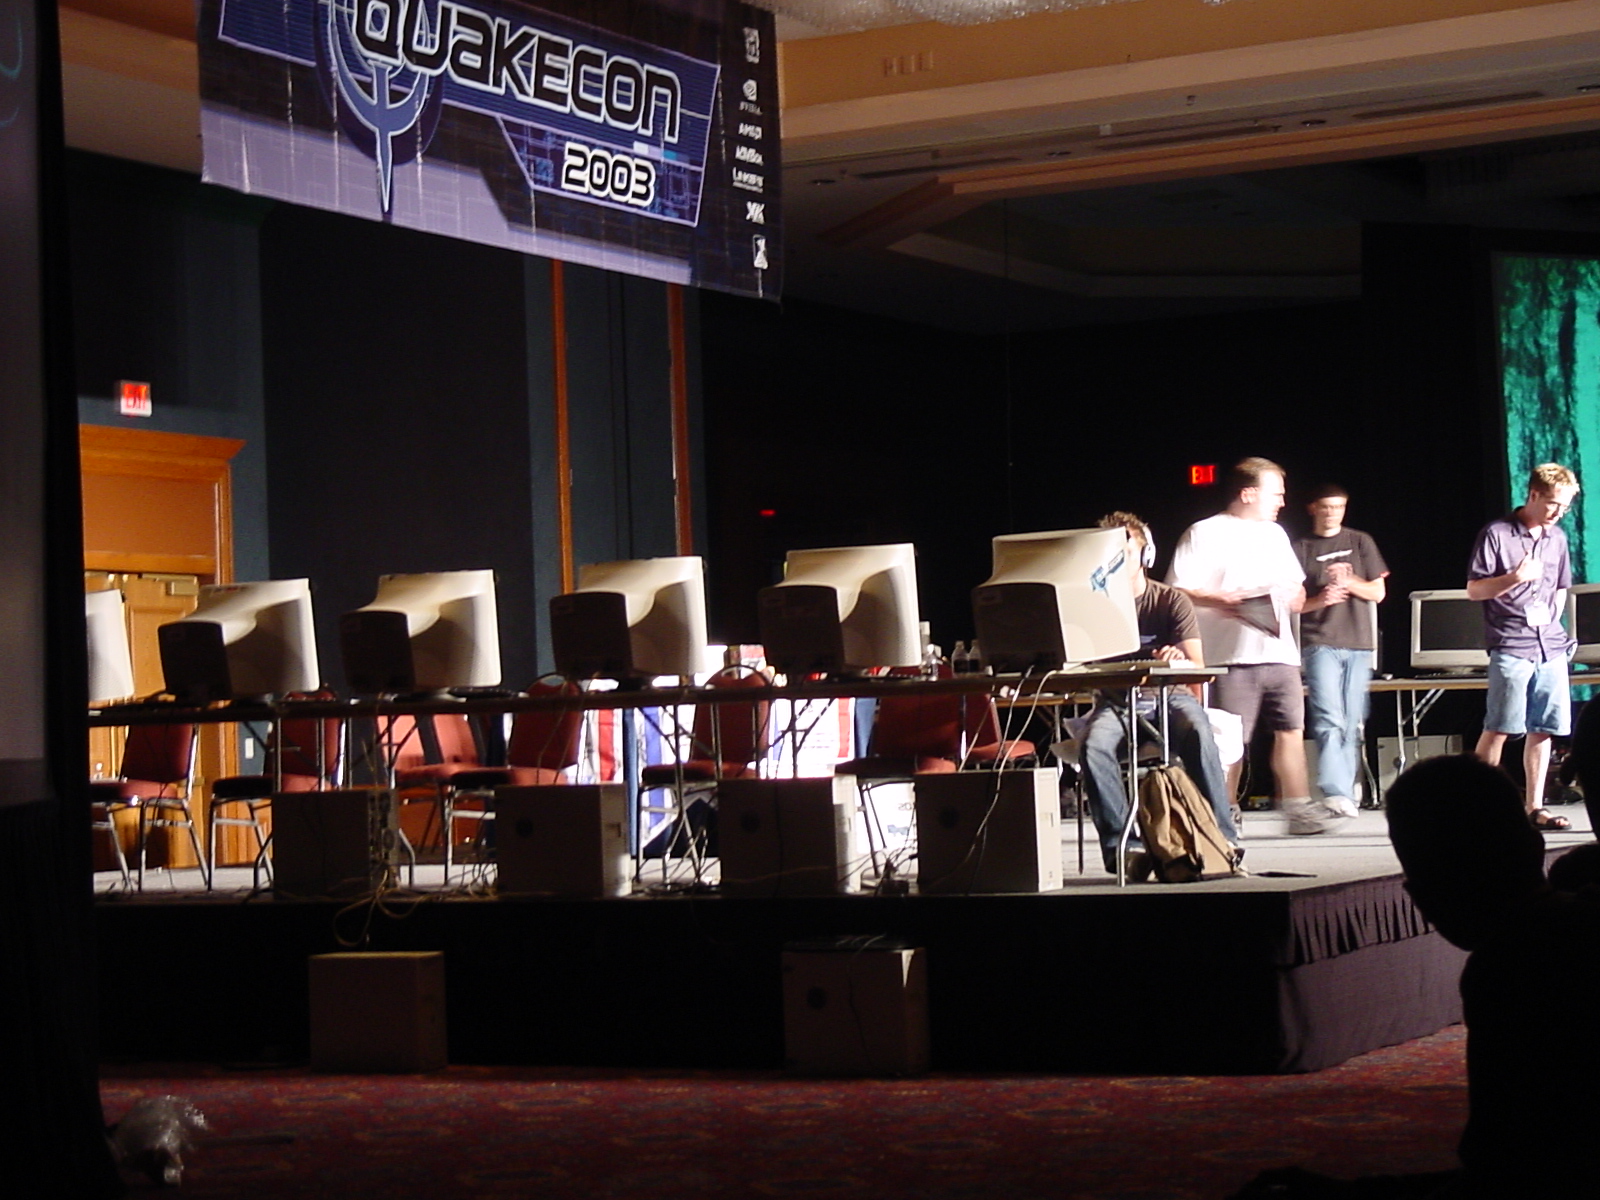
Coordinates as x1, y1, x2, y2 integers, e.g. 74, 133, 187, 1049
1323, 796, 1360, 820
1283, 796, 1334, 836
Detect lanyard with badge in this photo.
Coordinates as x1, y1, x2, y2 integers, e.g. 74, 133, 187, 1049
1523, 536, 1551, 628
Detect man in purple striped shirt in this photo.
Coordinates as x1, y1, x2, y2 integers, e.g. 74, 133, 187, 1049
1468, 463, 1581, 830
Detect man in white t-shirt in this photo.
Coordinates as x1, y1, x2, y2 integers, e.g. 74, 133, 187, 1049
1168, 457, 1331, 835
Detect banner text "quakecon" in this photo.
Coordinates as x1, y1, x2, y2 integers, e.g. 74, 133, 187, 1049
350, 0, 684, 143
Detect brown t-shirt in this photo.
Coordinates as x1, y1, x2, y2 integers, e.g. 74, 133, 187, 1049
1129, 579, 1200, 656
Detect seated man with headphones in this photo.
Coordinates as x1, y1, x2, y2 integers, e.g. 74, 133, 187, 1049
1077, 512, 1241, 875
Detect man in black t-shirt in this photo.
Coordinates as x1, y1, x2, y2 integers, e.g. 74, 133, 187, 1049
1078, 513, 1240, 874
1294, 485, 1389, 820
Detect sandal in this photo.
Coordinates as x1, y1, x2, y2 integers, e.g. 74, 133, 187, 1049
1530, 808, 1572, 831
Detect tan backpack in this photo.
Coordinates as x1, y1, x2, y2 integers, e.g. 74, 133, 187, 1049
1135, 764, 1240, 883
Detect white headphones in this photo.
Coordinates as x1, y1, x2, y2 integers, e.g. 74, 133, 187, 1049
1138, 525, 1156, 570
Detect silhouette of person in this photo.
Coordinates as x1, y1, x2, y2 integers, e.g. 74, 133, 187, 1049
1387, 754, 1600, 1198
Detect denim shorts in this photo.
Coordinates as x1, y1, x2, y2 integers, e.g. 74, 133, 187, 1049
1485, 650, 1571, 736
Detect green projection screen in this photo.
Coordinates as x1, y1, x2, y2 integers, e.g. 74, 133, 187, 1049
1494, 253, 1600, 584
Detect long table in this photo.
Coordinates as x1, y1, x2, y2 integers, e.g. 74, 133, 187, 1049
84, 664, 1226, 728
1368, 670, 1600, 795
89, 664, 1224, 889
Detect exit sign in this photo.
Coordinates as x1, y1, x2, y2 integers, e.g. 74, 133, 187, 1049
117, 381, 152, 418
1189, 464, 1216, 486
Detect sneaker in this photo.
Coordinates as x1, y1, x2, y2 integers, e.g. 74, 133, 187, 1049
1229, 845, 1249, 877
1323, 796, 1360, 820
1282, 796, 1334, 836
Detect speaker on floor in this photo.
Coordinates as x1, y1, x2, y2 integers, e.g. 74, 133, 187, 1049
782, 941, 929, 1076
494, 783, 630, 898
914, 768, 1062, 894
718, 776, 861, 897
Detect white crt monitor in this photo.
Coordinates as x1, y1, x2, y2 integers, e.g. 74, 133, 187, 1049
757, 543, 921, 676
972, 527, 1140, 673
159, 578, 321, 702
1408, 588, 1489, 671
1566, 583, 1600, 665
85, 589, 136, 704
550, 556, 712, 680
340, 569, 501, 694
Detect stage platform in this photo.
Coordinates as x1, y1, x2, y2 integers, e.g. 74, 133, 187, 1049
92, 807, 1594, 1075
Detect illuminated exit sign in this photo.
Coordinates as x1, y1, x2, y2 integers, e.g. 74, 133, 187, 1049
118, 381, 152, 418
1189, 464, 1216, 486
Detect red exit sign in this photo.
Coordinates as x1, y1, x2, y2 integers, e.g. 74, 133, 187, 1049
118, 381, 152, 418
1189, 464, 1216, 486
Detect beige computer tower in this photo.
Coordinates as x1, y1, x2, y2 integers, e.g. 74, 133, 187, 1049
718, 776, 861, 897
272, 788, 395, 898
914, 768, 1062, 894
1378, 735, 1463, 794
494, 783, 630, 898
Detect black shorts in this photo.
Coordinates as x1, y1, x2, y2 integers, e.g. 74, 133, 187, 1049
1211, 663, 1305, 737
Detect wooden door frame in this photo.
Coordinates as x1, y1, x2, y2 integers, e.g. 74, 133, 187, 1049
80, 425, 242, 580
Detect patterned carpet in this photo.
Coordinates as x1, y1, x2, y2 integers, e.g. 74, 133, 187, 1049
101, 1027, 1468, 1199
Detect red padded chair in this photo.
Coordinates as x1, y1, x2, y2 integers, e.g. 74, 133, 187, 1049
962, 694, 1036, 769
207, 691, 342, 888
833, 665, 965, 879
88, 721, 201, 890
835, 665, 963, 779
637, 667, 771, 877
387, 712, 482, 881
442, 681, 585, 877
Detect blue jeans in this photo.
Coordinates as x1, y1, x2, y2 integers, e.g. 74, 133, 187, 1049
1080, 690, 1237, 871
1302, 645, 1372, 802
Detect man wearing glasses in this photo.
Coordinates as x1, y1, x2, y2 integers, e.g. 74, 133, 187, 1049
1468, 463, 1581, 829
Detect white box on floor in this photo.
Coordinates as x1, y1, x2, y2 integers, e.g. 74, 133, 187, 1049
494, 784, 630, 897
309, 951, 446, 1073
718, 776, 860, 897
914, 769, 1062, 894
782, 943, 929, 1076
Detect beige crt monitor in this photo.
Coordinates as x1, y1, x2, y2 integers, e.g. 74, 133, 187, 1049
1408, 588, 1489, 672
341, 569, 501, 694
159, 578, 321, 702
972, 527, 1140, 673
85, 589, 135, 704
1567, 583, 1600, 666
758, 542, 921, 676
550, 556, 713, 679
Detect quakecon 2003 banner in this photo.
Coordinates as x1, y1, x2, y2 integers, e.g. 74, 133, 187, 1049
199, 0, 780, 298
